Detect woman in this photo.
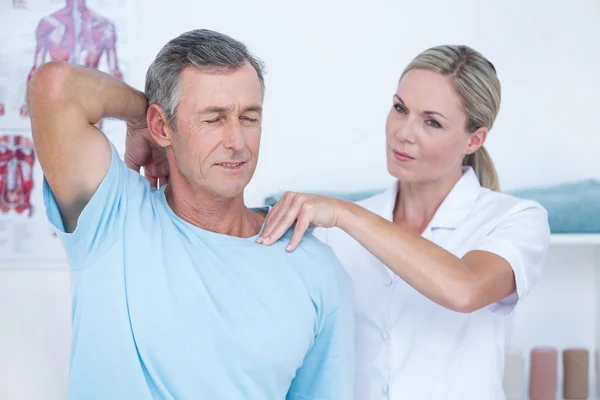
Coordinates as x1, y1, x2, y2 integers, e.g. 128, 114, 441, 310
258, 45, 550, 399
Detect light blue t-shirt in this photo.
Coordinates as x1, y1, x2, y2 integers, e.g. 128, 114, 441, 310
43, 142, 355, 400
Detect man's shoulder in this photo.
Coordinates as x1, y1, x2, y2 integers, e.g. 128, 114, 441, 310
252, 206, 348, 277
287, 230, 354, 318
284, 228, 337, 258
282, 229, 350, 284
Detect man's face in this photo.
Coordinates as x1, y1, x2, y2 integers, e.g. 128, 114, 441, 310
165, 63, 263, 199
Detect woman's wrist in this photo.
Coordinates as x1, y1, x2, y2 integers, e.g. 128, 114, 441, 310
334, 199, 358, 231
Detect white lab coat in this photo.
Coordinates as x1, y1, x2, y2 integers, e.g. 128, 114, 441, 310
313, 166, 551, 400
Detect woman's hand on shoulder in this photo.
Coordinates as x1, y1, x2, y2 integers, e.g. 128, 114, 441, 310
257, 192, 345, 251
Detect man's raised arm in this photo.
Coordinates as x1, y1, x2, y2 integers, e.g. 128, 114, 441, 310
27, 61, 147, 233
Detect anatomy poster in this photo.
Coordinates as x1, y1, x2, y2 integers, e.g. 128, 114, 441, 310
0, 0, 138, 266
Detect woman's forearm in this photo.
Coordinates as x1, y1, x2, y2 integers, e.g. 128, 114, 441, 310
336, 200, 480, 312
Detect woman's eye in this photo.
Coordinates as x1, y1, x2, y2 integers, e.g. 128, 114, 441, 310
394, 104, 406, 113
426, 119, 442, 129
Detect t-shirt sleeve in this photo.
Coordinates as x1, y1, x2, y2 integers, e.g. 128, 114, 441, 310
471, 200, 551, 315
43, 140, 130, 268
286, 247, 355, 400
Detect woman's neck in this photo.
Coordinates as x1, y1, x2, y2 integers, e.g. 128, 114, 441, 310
393, 168, 463, 234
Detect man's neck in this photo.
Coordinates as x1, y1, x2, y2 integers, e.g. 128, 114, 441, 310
164, 183, 264, 239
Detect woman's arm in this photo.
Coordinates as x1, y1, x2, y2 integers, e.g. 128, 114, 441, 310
336, 201, 516, 313
259, 192, 517, 313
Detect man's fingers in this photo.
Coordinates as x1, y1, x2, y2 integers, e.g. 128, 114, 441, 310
158, 176, 169, 188
125, 158, 140, 173
158, 164, 170, 178
144, 169, 157, 188
287, 214, 311, 252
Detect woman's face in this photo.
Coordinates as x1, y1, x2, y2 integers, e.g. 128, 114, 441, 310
385, 68, 485, 184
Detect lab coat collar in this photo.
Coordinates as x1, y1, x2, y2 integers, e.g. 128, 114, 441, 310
379, 166, 481, 230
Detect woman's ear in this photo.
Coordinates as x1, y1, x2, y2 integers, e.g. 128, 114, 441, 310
147, 104, 173, 147
465, 127, 488, 155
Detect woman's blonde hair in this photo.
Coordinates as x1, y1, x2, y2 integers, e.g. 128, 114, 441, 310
401, 45, 501, 191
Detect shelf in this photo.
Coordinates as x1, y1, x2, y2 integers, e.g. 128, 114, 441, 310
550, 233, 600, 245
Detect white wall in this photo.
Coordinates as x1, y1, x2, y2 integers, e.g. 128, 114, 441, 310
0, 269, 71, 400
1, 0, 599, 399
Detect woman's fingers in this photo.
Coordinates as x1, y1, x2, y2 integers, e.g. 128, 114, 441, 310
286, 213, 312, 252
260, 193, 305, 245
261, 205, 302, 245
259, 193, 295, 241
258, 202, 283, 243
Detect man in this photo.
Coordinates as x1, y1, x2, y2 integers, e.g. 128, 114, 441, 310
27, 29, 354, 399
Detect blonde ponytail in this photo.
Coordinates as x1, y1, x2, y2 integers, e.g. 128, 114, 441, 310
463, 146, 500, 191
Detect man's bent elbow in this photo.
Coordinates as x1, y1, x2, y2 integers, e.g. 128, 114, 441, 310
27, 61, 73, 109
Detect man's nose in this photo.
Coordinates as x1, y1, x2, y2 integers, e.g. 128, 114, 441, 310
222, 120, 245, 152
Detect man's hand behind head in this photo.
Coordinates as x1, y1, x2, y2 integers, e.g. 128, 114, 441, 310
125, 119, 170, 188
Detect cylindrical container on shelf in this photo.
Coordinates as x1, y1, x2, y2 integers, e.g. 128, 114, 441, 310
503, 347, 525, 400
563, 348, 589, 399
529, 347, 558, 400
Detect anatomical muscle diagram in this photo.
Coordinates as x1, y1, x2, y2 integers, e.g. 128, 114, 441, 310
0, 135, 35, 217
19, 0, 123, 119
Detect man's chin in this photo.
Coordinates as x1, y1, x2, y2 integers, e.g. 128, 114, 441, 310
209, 180, 250, 200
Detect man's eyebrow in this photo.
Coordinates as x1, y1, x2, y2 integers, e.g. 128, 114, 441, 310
197, 105, 262, 114
243, 105, 263, 113
197, 105, 233, 114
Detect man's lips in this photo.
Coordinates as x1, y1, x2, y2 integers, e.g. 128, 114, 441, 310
215, 161, 247, 170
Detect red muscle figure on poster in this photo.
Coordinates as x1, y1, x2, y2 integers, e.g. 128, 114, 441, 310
19, 0, 123, 119
0, 135, 35, 217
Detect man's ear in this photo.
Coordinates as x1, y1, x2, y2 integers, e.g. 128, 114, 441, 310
465, 126, 488, 155
147, 104, 174, 147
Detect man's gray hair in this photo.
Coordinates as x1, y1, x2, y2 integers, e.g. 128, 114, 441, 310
145, 29, 266, 130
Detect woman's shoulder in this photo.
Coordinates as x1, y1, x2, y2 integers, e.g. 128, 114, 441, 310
468, 188, 550, 246
475, 187, 548, 219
